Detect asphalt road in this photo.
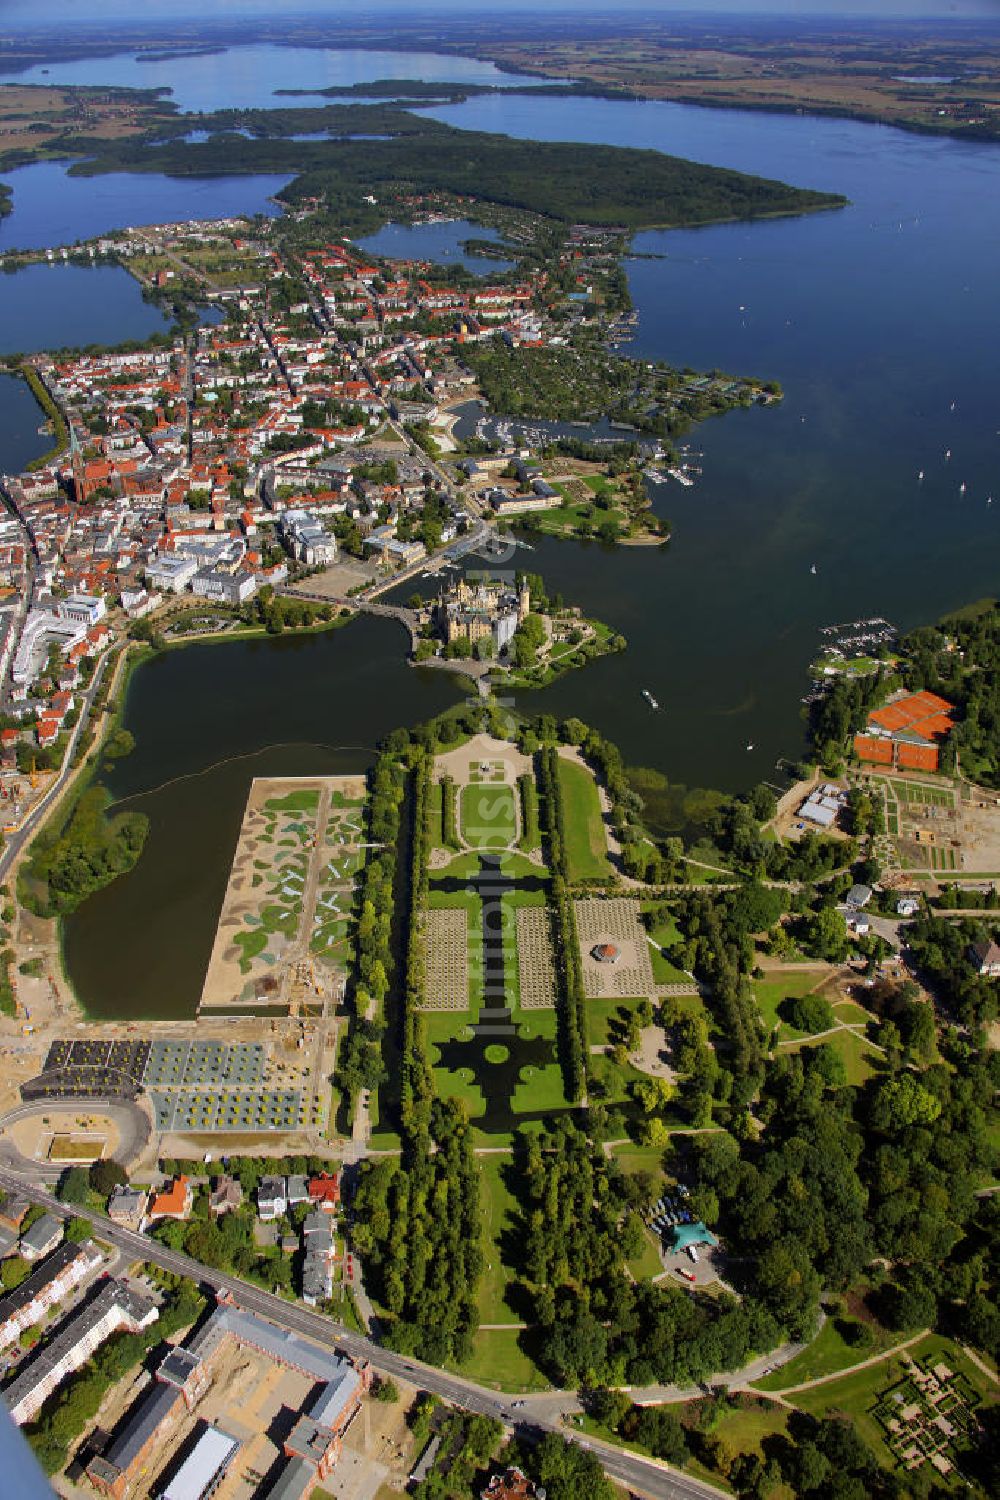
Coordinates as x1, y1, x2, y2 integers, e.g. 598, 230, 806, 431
0, 1164, 724, 1500
0, 1097, 151, 1180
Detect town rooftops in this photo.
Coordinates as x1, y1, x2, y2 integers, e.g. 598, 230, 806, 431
158, 1345, 204, 1389
970, 938, 1000, 971
0, 1240, 100, 1327
308, 1172, 341, 1209
262, 1460, 314, 1500
847, 884, 873, 909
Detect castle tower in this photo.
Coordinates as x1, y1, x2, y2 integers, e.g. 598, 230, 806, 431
518, 582, 531, 622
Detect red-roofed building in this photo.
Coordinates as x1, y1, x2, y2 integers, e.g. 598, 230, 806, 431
147, 1176, 192, 1222
855, 690, 955, 774
308, 1174, 341, 1212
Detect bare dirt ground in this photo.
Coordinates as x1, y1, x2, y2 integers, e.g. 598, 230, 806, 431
285, 558, 379, 599
434, 733, 533, 788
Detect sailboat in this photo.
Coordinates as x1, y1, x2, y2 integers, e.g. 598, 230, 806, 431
810, 564, 818, 576
918, 470, 924, 482
960, 482, 967, 495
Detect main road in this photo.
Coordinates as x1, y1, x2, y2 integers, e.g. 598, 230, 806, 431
0, 1164, 723, 1500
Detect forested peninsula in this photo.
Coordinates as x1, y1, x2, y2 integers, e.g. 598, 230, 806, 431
62, 107, 846, 231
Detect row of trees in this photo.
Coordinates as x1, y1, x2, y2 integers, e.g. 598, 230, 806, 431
335, 750, 404, 1120
538, 744, 588, 1100
353, 1097, 481, 1365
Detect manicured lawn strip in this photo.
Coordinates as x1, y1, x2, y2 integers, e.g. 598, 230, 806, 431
627, 1226, 666, 1282
511, 1061, 571, 1115
832, 999, 874, 1026
426, 778, 443, 847
455, 1328, 550, 1393
556, 756, 611, 882
460, 782, 517, 849
476, 1153, 524, 1324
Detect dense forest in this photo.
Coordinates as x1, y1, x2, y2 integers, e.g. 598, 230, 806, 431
69, 110, 845, 231
352, 1097, 482, 1364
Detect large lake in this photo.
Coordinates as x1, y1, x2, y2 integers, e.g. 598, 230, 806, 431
0, 43, 996, 1013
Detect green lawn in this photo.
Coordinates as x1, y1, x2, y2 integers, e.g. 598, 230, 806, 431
586, 995, 649, 1047
753, 971, 824, 1040
782, 1027, 882, 1086
627, 1226, 666, 1282
460, 783, 517, 849
791, 1333, 996, 1473
754, 1314, 909, 1392
455, 1329, 550, 1392
556, 755, 611, 882
609, 1141, 671, 1187
477, 1154, 524, 1324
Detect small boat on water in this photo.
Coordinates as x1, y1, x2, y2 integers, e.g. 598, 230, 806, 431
641, 689, 660, 711
810, 564, 818, 575
918, 470, 924, 481
668, 467, 694, 487
959, 482, 967, 495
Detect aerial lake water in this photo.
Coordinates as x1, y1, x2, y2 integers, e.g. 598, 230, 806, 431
0, 159, 291, 253
0, 43, 997, 1013
356, 220, 515, 276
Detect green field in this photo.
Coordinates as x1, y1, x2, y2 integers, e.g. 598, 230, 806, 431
754, 1312, 910, 1392
460, 783, 517, 849
456, 1329, 550, 1393
556, 756, 611, 881
778, 1025, 882, 1086
477, 1154, 524, 1325
753, 971, 824, 1039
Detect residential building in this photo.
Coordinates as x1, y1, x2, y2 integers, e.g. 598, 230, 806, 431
146, 555, 200, 594
969, 938, 1000, 978
20, 1212, 63, 1262
5, 1279, 158, 1425
258, 1175, 287, 1221
147, 1175, 193, 1222
285, 1174, 310, 1208
307, 1173, 341, 1212
0, 1240, 102, 1350
209, 1175, 243, 1217
107, 1185, 147, 1228
481, 1467, 545, 1500
190, 565, 258, 605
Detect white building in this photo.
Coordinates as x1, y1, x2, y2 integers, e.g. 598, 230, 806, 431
58, 593, 106, 628
5, 1280, 158, 1425
0, 1240, 103, 1350
146, 555, 200, 594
